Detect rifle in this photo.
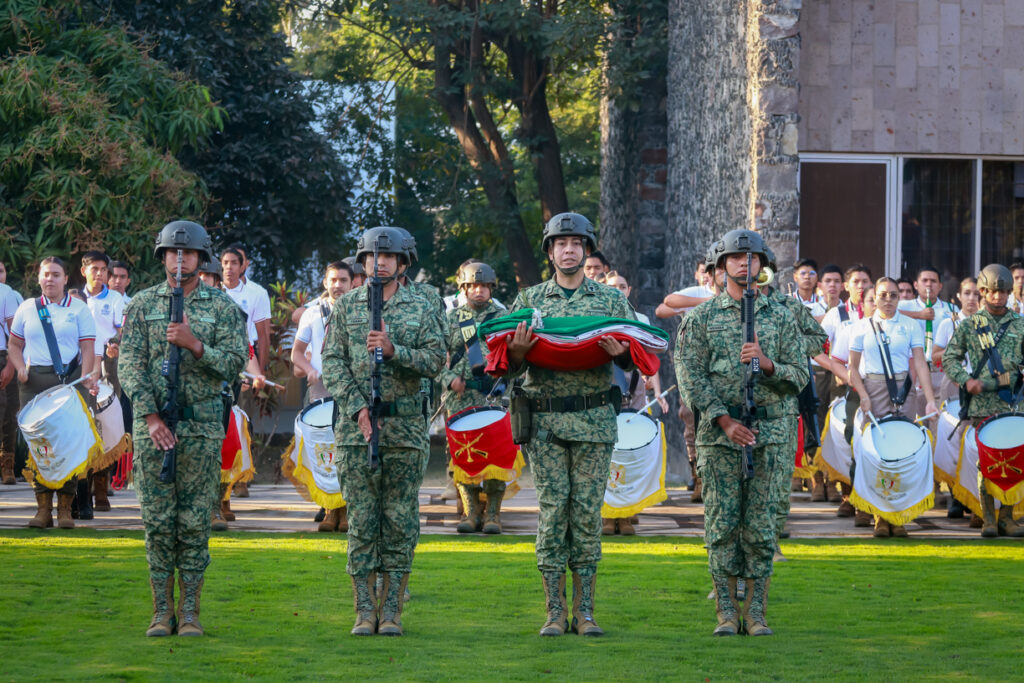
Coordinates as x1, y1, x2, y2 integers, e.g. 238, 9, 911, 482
367, 240, 384, 471
159, 250, 185, 483
740, 251, 758, 480
797, 358, 822, 450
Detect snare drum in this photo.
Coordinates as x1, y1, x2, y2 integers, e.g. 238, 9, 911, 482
932, 399, 962, 486
446, 407, 518, 478
287, 398, 343, 508
93, 380, 127, 456
851, 415, 934, 526
18, 384, 102, 488
975, 412, 1024, 506
819, 397, 853, 483
865, 416, 931, 463
604, 411, 667, 516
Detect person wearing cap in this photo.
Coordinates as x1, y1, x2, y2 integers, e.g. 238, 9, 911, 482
676, 228, 807, 637
321, 226, 445, 637
502, 212, 637, 638
119, 220, 248, 637
942, 264, 1024, 538
438, 261, 515, 534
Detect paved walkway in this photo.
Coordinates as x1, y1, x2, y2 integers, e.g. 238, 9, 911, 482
0, 482, 990, 539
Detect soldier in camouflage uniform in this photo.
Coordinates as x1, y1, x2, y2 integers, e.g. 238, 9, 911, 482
503, 212, 636, 637
942, 264, 1024, 538
438, 262, 511, 533
321, 227, 445, 637
676, 229, 808, 637
119, 221, 248, 637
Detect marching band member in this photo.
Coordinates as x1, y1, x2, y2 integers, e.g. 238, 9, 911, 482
942, 264, 1024, 538
7, 257, 97, 529
1008, 262, 1024, 315
0, 273, 21, 485
847, 277, 936, 538
898, 266, 959, 418
932, 278, 979, 402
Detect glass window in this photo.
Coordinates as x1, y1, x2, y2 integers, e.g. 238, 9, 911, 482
900, 159, 974, 300
980, 161, 1024, 266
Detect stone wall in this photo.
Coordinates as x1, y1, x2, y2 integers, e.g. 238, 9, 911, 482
800, 0, 1024, 155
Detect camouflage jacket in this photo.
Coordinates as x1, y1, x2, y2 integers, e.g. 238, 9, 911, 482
767, 288, 827, 358
438, 299, 505, 417
677, 290, 808, 447
508, 277, 636, 444
942, 308, 1024, 418
119, 282, 248, 439
321, 282, 445, 449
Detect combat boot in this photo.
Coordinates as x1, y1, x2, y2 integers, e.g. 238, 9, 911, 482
890, 524, 908, 538
742, 577, 773, 636
482, 481, 505, 534
837, 483, 854, 517
810, 471, 826, 502
872, 517, 890, 537
337, 506, 349, 532
997, 506, 1024, 537
969, 513, 984, 528
56, 492, 75, 529
980, 492, 998, 538
28, 490, 53, 528
146, 572, 177, 636
456, 484, 483, 533
601, 518, 616, 535
570, 568, 603, 636
211, 506, 228, 532
691, 475, 703, 504
617, 517, 636, 536
76, 477, 93, 520
219, 483, 235, 521
233, 481, 249, 497
318, 507, 340, 532
377, 571, 409, 636
1, 451, 15, 485
539, 571, 568, 636
93, 471, 111, 511
177, 571, 205, 636
854, 509, 873, 527
350, 573, 377, 635
711, 574, 739, 636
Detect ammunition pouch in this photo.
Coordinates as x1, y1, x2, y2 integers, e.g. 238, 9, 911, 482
510, 389, 532, 445
726, 403, 786, 420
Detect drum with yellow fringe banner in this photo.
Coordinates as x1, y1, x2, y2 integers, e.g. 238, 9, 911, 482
602, 411, 666, 518
850, 415, 934, 526
816, 397, 855, 484
793, 415, 816, 479
92, 380, 131, 471
445, 406, 525, 494
18, 384, 104, 489
975, 412, 1024, 507
932, 399, 961, 488
223, 406, 255, 493
281, 399, 344, 509
952, 424, 1024, 518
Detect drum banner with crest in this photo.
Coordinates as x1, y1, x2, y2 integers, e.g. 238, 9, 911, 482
952, 426, 1024, 517
602, 422, 667, 517
850, 427, 935, 527
975, 415, 1024, 506
447, 409, 525, 496
280, 425, 345, 510
932, 401, 962, 489
223, 406, 255, 496
478, 310, 669, 377
814, 397, 854, 485
20, 387, 105, 489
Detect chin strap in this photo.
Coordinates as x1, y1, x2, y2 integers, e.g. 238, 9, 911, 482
555, 263, 582, 276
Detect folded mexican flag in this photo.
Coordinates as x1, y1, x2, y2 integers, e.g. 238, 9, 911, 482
477, 309, 669, 377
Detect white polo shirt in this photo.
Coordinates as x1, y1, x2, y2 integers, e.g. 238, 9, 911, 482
821, 300, 865, 356
10, 293, 96, 367
0, 283, 21, 352
295, 296, 334, 373
84, 285, 125, 353
669, 284, 715, 314
443, 292, 506, 312
934, 315, 972, 373
792, 291, 828, 318
897, 297, 959, 356
849, 312, 923, 377
223, 280, 271, 345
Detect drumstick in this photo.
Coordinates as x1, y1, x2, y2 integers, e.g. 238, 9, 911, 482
914, 411, 938, 424
240, 371, 285, 391
866, 411, 885, 439
625, 384, 677, 423
65, 369, 100, 389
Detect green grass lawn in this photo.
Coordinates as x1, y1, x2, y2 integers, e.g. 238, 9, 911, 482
1, 532, 1021, 681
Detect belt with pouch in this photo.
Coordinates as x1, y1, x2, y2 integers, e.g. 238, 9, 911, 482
528, 388, 618, 414
726, 403, 788, 420
168, 399, 225, 423
373, 396, 425, 418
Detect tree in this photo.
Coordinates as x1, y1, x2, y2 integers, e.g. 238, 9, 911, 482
307, 0, 606, 287
91, 0, 354, 281
0, 0, 221, 289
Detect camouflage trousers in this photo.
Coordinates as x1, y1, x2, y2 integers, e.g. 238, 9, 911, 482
134, 433, 219, 573
774, 417, 800, 534
698, 442, 788, 579
528, 439, 613, 572
339, 446, 426, 576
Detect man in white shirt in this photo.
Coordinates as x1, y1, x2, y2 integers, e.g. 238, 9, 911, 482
220, 247, 270, 371
896, 266, 959, 418
583, 250, 611, 281
108, 260, 132, 305
292, 261, 353, 403
1007, 262, 1024, 315
791, 258, 828, 318
655, 260, 715, 319
0, 279, 20, 484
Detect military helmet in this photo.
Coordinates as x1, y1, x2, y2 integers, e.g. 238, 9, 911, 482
342, 255, 366, 277
355, 226, 411, 265
542, 212, 598, 252
393, 226, 418, 264
977, 263, 1012, 292
198, 260, 221, 276
763, 245, 778, 272
457, 262, 497, 287
704, 240, 722, 271
715, 228, 768, 268
154, 220, 214, 264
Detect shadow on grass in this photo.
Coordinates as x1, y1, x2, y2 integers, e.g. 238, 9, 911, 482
0, 531, 1021, 681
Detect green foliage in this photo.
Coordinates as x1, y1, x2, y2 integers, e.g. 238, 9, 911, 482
0, 0, 221, 290
1, 532, 1023, 680
89, 0, 354, 282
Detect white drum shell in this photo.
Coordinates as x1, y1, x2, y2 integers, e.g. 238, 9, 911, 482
614, 412, 660, 453
449, 409, 506, 432
978, 415, 1024, 450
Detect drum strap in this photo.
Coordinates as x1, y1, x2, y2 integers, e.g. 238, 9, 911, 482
973, 318, 1014, 401
868, 318, 911, 408
34, 298, 67, 381
449, 310, 499, 375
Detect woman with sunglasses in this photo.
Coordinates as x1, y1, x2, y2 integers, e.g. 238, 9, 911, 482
846, 277, 936, 538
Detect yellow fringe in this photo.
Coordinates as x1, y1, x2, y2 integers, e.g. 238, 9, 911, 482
228, 414, 255, 485
812, 408, 851, 484
452, 450, 525, 485
932, 463, 957, 490
982, 478, 1024, 507
951, 427, 983, 517
293, 437, 346, 509
601, 423, 669, 518
90, 433, 131, 473
849, 489, 935, 527
280, 438, 314, 503
29, 392, 105, 489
